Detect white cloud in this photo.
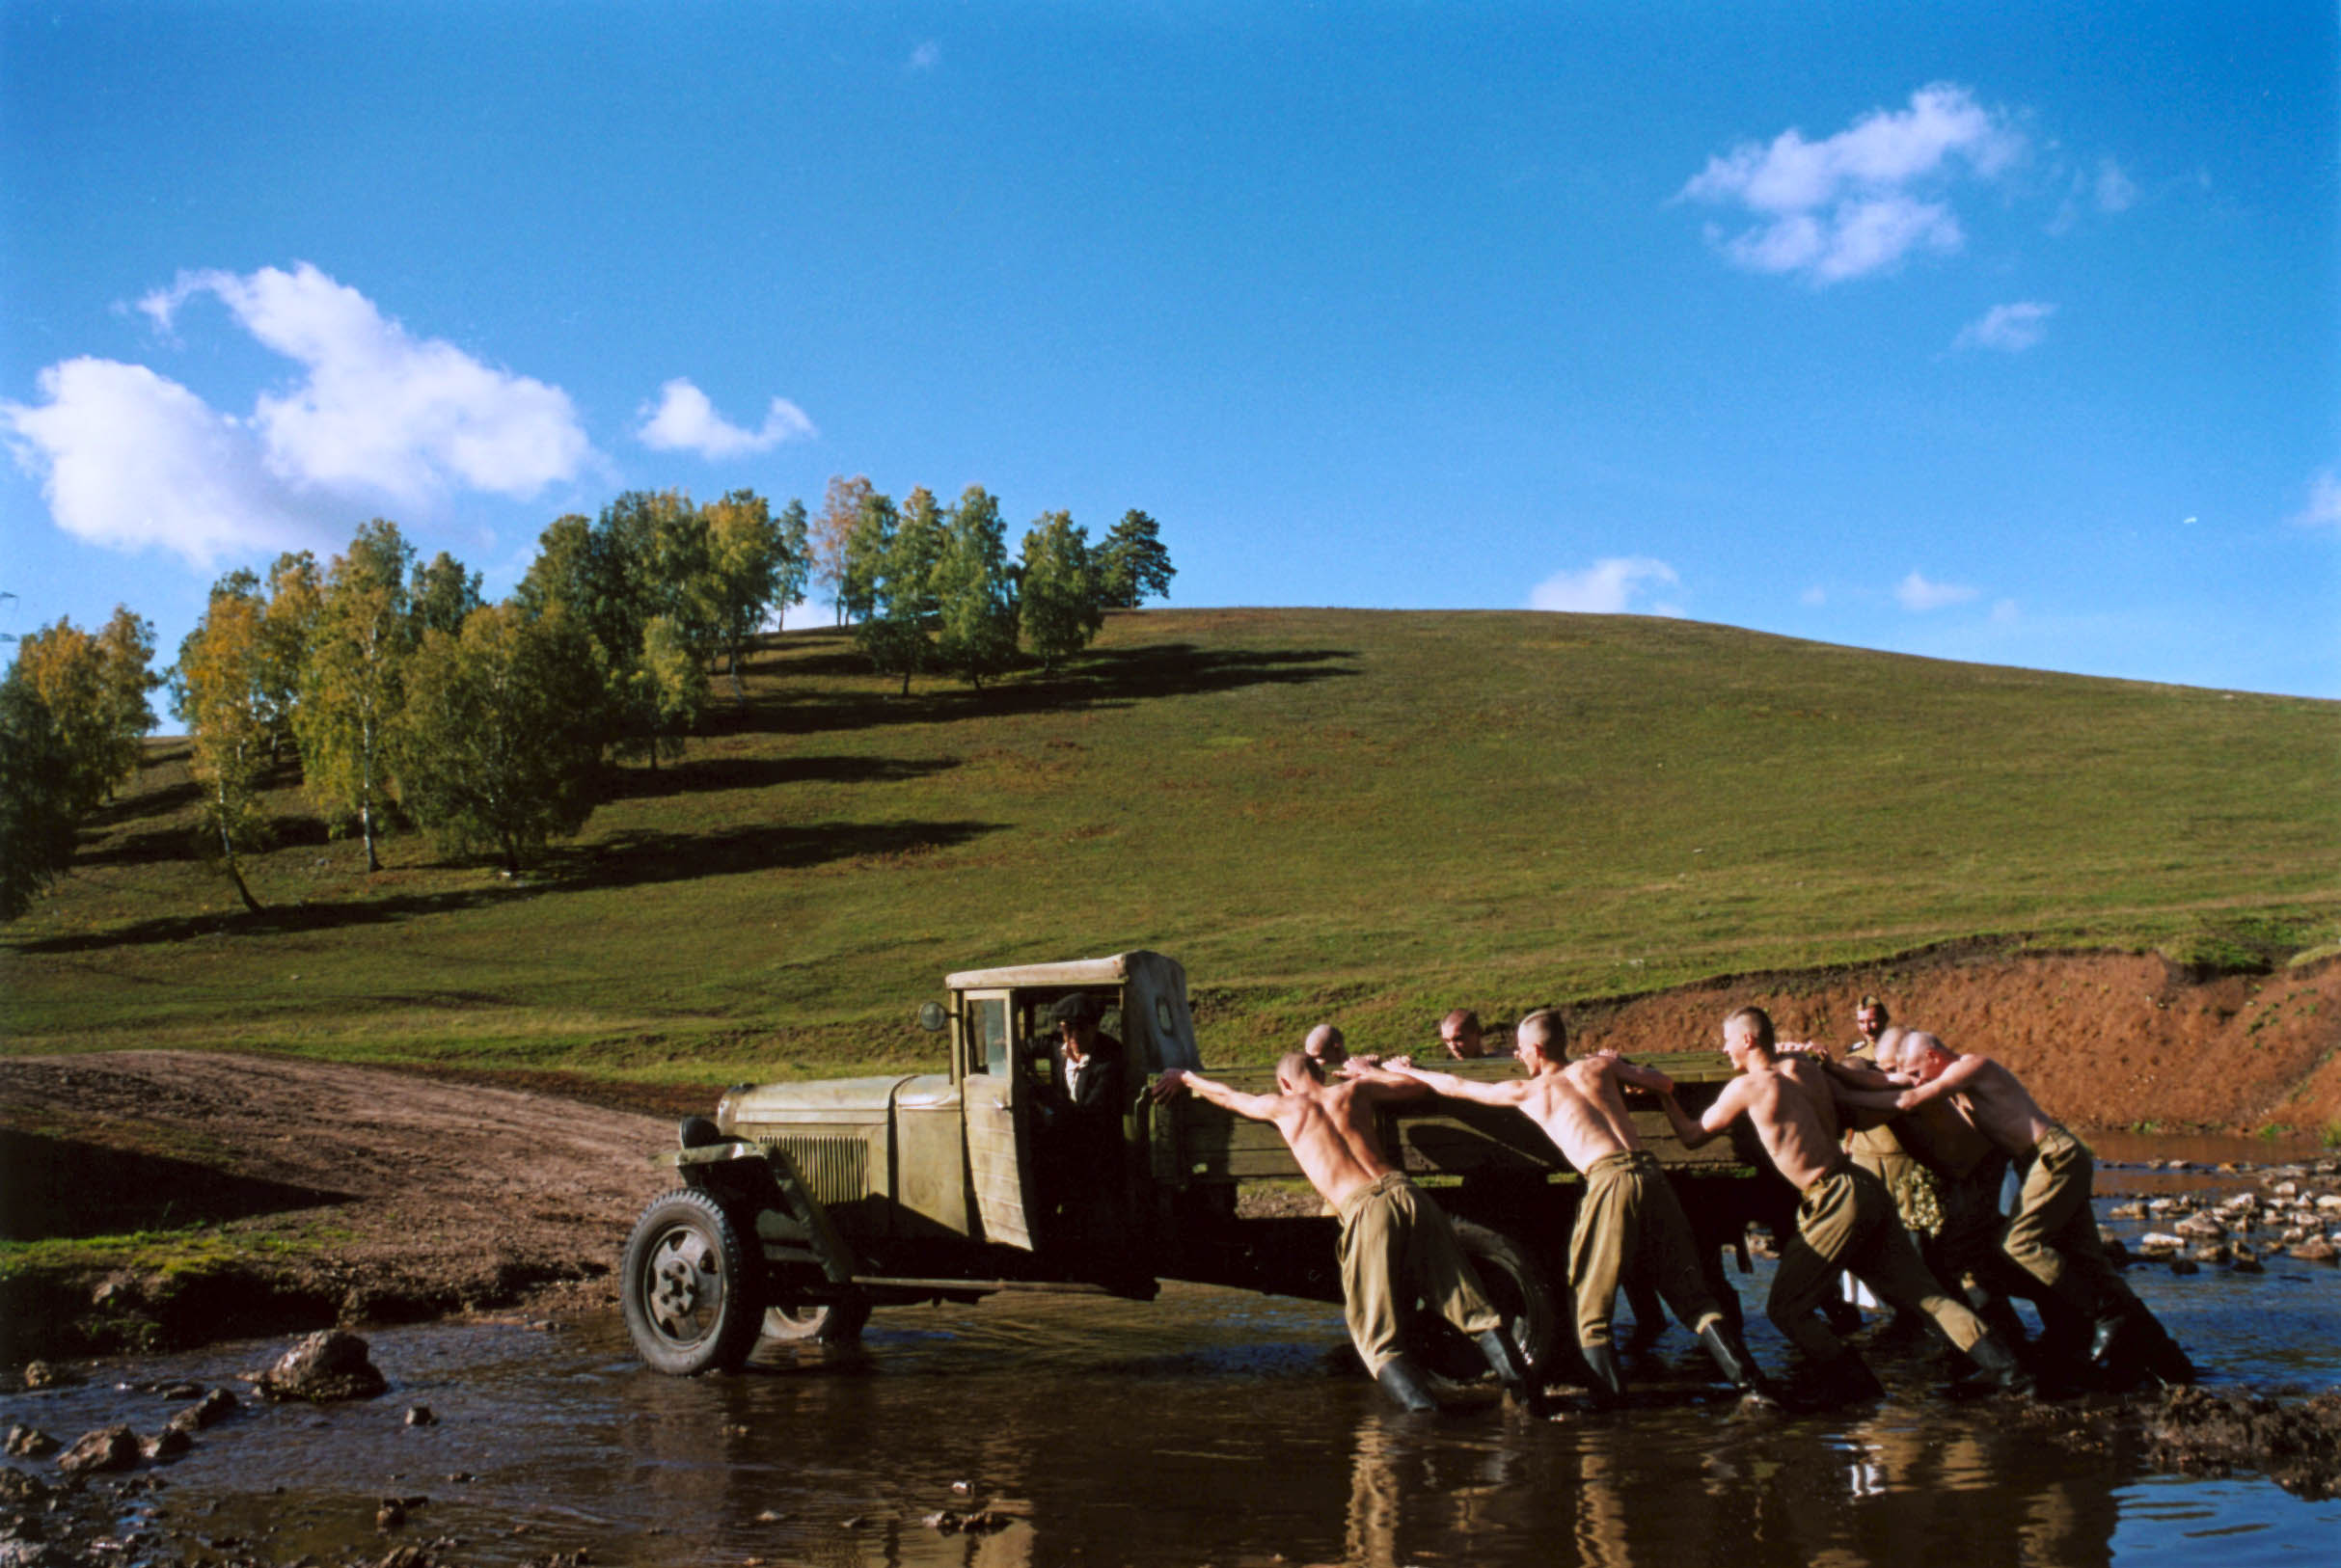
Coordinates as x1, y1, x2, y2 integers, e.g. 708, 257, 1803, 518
634, 378, 816, 459
2296, 470, 2341, 529
1895, 571, 1981, 611
2, 357, 323, 567
1954, 300, 2057, 353
8, 263, 595, 567
1800, 585, 1827, 607
137, 262, 591, 504
908, 40, 941, 72
2093, 158, 2137, 214
1678, 83, 2023, 284
1991, 598, 2020, 624
1530, 556, 1682, 615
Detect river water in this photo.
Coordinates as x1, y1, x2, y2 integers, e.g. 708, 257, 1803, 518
8, 1143, 2339, 1568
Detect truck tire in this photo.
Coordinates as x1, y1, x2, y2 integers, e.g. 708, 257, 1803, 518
1410, 1219, 1571, 1392
761, 1297, 872, 1347
622, 1188, 763, 1375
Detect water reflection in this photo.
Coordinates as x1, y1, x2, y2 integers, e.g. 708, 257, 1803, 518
3, 1244, 2335, 1566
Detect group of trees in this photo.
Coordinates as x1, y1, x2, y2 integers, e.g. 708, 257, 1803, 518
2, 477, 1172, 909
0, 607, 161, 918
173, 488, 809, 888
814, 476, 1173, 693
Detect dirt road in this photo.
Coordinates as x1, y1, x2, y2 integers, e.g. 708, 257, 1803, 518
0, 1052, 675, 1363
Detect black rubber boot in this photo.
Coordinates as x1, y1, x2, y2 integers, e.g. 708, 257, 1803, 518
1965, 1332, 2037, 1398
2087, 1310, 2136, 1370
2137, 1317, 2197, 1388
1579, 1340, 1628, 1407
1479, 1329, 1536, 1404
1375, 1356, 1441, 1413
1697, 1322, 1777, 1404
1813, 1350, 1885, 1406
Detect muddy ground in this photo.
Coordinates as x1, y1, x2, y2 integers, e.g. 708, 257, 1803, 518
1, 946, 2336, 1366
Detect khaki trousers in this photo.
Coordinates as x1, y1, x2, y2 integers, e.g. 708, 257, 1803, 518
1569, 1150, 1726, 1352
1337, 1173, 1501, 1376
1770, 1163, 1990, 1362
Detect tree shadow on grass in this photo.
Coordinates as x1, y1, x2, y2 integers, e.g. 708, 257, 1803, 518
9, 818, 1003, 956
602, 752, 963, 802
748, 640, 1361, 739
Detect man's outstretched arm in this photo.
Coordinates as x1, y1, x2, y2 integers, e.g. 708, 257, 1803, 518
1151, 1068, 1284, 1122
1380, 1060, 1527, 1107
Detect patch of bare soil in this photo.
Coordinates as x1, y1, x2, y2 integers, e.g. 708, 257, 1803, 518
0, 1052, 673, 1364
1569, 947, 2341, 1133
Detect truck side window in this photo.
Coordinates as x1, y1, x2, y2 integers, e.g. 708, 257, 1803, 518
971, 997, 1010, 1076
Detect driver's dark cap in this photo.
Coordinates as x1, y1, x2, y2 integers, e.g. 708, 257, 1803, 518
1048, 994, 1102, 1028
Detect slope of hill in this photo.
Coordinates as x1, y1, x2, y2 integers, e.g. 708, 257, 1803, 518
4, 608, 2336, 1122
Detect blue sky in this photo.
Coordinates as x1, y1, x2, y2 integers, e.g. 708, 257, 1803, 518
5, 2, 2336, 699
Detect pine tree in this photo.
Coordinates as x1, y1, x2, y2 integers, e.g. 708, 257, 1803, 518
1096, 509, 1175, 608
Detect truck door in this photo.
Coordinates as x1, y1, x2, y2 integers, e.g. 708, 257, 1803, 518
959, 989, 1039, 1251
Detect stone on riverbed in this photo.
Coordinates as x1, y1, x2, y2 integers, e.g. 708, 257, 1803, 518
257, 1331, 389, 1403
55, 1426, 140, 1476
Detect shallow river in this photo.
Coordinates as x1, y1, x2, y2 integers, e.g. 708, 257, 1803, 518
9, 1143, 2340, 1568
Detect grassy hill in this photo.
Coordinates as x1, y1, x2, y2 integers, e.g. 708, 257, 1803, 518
5, 608, 2335, 1086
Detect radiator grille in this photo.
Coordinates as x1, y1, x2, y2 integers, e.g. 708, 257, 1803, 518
765, 1135, 873, 1203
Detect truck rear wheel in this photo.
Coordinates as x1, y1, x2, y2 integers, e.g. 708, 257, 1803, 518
761, 1297, 872, 1346
1410, 1219, 1571, 1393
622, 1188, 763, 1375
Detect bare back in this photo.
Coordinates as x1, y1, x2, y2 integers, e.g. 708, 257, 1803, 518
1919, 1054, 2055, 1156
1513, 1059, 1642, 1170
1729, 1060, 1844, 1191
1268, 1077, 1401, 1210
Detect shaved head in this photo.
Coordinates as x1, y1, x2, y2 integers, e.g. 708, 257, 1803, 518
1516, 1008, 1566, 1060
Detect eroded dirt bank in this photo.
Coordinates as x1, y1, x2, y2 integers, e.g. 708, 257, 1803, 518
1566, 946, 2341, 1132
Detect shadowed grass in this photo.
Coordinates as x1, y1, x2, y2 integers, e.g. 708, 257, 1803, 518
4, 609, 2334, 1086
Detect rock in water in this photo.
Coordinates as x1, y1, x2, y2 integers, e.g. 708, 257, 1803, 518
257, 1330, 390, 1403
2, 1425, 58, 1459
56, 1425, 141, 1475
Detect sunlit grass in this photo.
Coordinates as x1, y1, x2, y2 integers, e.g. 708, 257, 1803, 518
5, 609, 2334, 1085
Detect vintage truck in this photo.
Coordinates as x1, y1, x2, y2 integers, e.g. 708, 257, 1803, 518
621, 950, 1787, 1382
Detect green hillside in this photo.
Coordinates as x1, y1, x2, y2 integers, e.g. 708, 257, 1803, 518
5, 608, 2335, 1083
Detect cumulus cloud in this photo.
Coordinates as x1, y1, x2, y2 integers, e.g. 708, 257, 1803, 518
908, 40, 941, 72
138, 263, 591, 504
6, 263, 595, 566
1954, 301, 2057, 353
1895, 571, 1980, 611
1530, 557, 1683, 615
1, 358, 321, 567
635, 378, 816, 459
2296, 469, 2341, 529
1677, 83, 2023, 284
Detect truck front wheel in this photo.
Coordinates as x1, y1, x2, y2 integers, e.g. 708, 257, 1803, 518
622, 1188, 763, 1375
